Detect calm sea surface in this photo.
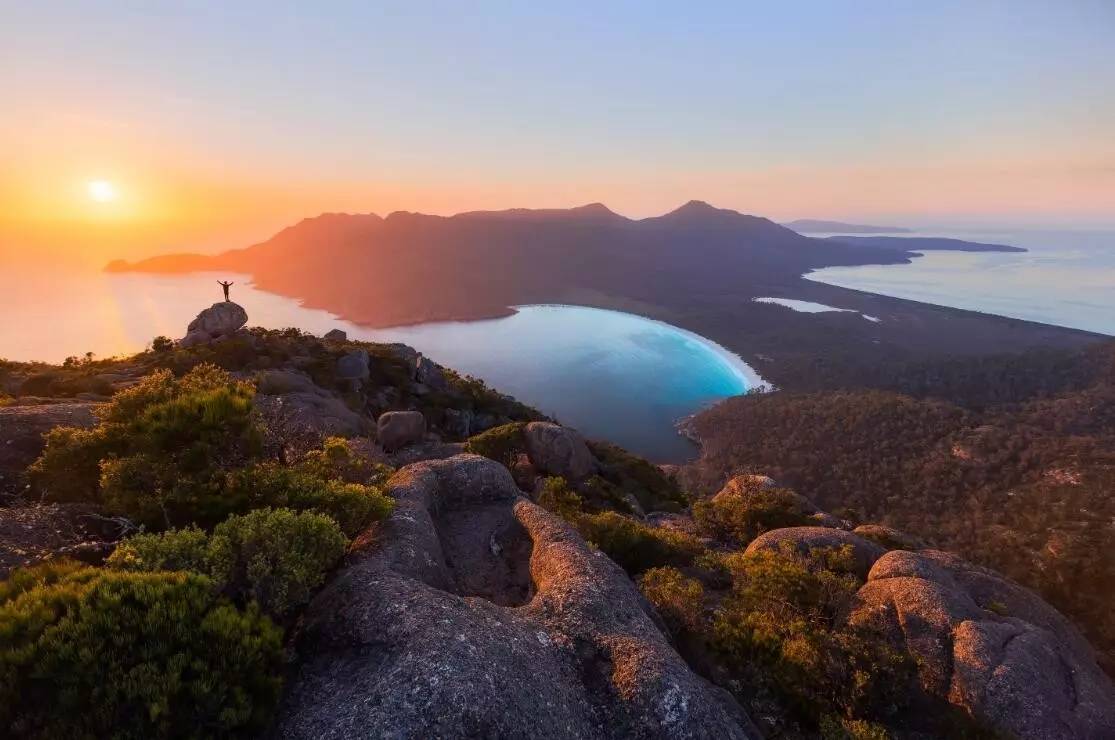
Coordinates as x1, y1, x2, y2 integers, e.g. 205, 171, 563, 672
0, 271, 762, 461
805, 229, 1115, 336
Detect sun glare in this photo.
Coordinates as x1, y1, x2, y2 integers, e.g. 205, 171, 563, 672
88, 180, 117, 202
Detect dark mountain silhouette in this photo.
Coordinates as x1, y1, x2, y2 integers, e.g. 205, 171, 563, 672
108, 202, 1101, 390
784, 218, 912, 233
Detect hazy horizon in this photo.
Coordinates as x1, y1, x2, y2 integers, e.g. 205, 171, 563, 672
3, 1, 1113, 267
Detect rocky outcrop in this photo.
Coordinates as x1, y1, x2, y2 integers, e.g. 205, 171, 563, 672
0, 402, 100, 498
254, 370, 370, 439
376, 410, 426, 451
744, 526, 885, 579
415, 355, 448, 390
322, 329, 347, 342
180, 301, 248, 346
852, 524, 926, 550
847, 549, 1115, 739
524, 421, 596, 481
276, 455, 759, 739
335, 349, 369, 384
442, 408, 472, 438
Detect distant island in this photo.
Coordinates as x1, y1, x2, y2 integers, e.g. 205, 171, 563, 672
107, 201, 1096, 393
824, 235, 1027, 253
783, 218, 911, 233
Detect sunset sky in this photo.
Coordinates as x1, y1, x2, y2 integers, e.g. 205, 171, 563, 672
2, 1, 1113, 266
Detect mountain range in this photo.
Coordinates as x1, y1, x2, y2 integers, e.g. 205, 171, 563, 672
108, 201, 1098, 391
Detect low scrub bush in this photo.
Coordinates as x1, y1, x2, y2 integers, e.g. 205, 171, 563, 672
693, 486, 813, 545
710, 545, 912, 725
225, 463, 392, 536
578, 511, 703, 575
536, 475, 586, 520
0, 563, 283, 739
298, 436, 391, 485
535, 476, 702, 575
639, 566, 705, 635
109, 508, 348, 620
464, 422, 526, 466
29, 365, 262, 527
588, 440, 688, 512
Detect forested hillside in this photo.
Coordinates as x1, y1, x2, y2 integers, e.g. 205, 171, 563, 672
683, 341, 1115, 672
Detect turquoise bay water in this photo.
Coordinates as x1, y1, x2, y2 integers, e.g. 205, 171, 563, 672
804, 229, 1115, 336
0, 271, 763, 462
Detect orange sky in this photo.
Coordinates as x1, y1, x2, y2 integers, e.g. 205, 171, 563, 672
3, 2, 1113, 268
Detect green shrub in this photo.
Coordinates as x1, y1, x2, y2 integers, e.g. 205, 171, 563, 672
109, 508, 348, 621
693, 486, 813, 545
0, 564, 283, 739
639, 566, 705, 635
30, 365, 263, 528
106, 525, 211, 573
28, 425, 120, 502
711, 545, 912, 724
225, 463, 393, 536
0, 557, 88, 603
587, 440, 688, 512
819, 716, 890, 740
535, 477, 702, 576
209, 508, 347, 619
151, 335, 174, 353
299, 436, 391, 485
464, 422, 526, 465
536, 476, 586, 520
577, 511, 703, 575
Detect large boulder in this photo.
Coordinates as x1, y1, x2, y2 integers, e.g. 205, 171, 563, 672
442, 408, 472, 438
415, 355, 448, 389
179, 301, 248, 346
0, 402, 100, 498
335, 349, 370, 383
847, 549, 1115, 739
254, 370, 370, 439
276, 455, 759, 739
524, 422, 596, 481
322, 328, 347, 342
744, 526, 885, 579
377, 410, 426, 451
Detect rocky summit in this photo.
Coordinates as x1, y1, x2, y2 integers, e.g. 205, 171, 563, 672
1, 310, 1113, 740
180, 300, 249, 346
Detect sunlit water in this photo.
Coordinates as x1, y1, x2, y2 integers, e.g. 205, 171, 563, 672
753, 297, 880, 322
804, 229, 1115, 336
0, 270, 764, 462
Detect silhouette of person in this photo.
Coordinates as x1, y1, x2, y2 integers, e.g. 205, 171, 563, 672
218, 280, 234, 302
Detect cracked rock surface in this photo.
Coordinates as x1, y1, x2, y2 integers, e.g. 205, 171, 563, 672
846, 549, 1115, 739
276, 454, 759, 739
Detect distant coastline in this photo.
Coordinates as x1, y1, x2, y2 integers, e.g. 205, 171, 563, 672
784, 218, 911, 234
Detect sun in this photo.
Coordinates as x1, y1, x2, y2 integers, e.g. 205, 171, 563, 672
87, 180, 118, 203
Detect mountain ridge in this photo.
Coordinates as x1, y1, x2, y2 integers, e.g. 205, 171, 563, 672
105, 201, 1102, 393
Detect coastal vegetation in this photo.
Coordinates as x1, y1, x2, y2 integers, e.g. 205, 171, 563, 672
684, 340, 1115, 672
